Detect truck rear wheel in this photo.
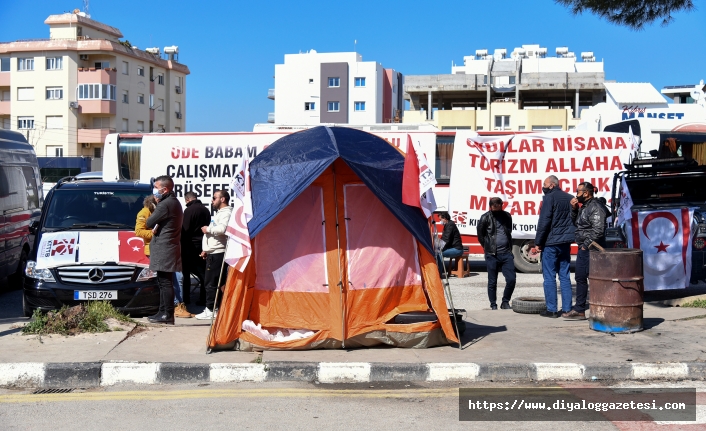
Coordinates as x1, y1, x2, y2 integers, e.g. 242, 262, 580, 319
512, 240, 542, 273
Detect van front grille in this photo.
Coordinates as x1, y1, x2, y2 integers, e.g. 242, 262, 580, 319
56, 265, 135, 284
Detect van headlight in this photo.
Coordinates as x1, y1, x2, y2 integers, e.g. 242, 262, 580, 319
136, 268, 157, 282
25, 260, 56, 282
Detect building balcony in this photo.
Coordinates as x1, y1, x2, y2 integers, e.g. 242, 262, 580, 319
78, 128, 116, 144
267, 112, 275, 123
0, 73, 10, 87
77, 68, 117, 85
268, 89, 275, 100
78, 100, 116, 115
0, 100, 9, 116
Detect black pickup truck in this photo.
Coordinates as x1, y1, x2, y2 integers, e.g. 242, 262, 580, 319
606, 131, 706, 284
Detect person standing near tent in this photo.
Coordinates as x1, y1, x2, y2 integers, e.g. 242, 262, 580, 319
565, 182, 606, 320
477, 197, 515, 310
145, 175, 184, 324
194, 189, 232, 320
531, 175, 576, 318
181, 191, 210, 305
436, 212, 464, 275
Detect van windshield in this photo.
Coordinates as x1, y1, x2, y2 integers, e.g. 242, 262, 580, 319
44, 189, 148, 229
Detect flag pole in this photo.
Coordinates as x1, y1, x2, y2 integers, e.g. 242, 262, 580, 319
432, 221, 462, 351
205, 241, 228, 354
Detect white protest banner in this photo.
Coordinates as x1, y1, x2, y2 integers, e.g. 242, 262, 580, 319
448, 131, 632, 239
36, 232, 80, 269
77, 231, 119, 264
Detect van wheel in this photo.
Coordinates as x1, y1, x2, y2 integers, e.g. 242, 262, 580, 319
512, 241, 541, 273
8, 249, 28, 289
511, 297, 547, 314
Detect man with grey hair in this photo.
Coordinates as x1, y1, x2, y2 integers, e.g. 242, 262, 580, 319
531, 175, 576, 318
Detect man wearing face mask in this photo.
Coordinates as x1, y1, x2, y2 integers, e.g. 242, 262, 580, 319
436, 212, 464, 276
531, 176, 576, 318
194, 190, 233, 320
477, 197, 515, 310
565, 182, 606, 320
145, 175, 183, 324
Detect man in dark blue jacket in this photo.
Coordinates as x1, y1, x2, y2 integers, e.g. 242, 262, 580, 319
531, 175, 576, 318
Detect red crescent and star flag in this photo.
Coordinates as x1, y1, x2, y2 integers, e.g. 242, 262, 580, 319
117, 231, 150, 267
627, 208, 696, 290
225, 157, 253, 271
402, 134, 437, 218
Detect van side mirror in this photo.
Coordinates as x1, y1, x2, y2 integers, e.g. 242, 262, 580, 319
28, 220, 39, 235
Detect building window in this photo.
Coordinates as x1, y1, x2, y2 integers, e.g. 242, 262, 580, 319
46, 57, 62, 70
121, 119, 128, 132
327, 101, 340, 112
46, 87, 63, 100
518, 125, 526, 131
158, 98, 164, 111
77, 84, 116, 100
0, 57, 9, 72
354, 101, 366, 111
137, 93, 145, 104
137, 66, 145, 76
1, 118, 9, 129
509, 76, 516, 85
94, 147, 102, 158
18, 117, 34, 129
18, 58, 34, 71
483, 75, 487, 85
305, 102, 316, 111
137, 121, 145, 132
309, 78, 314, 84
46, 116, 63, 129
435, 136, 454, 184
122, 61, 129, 74
122, 90, 129, 103
94, 61, 110, 69
157, 74, 164, 85
46, 146, 64, 157
92, 117, 110, 129
494, 115, 511, 130
531, 125, 562, 131
328, 77, 340, 87
477, 126, 484, 131
17, 87, 35, 101
355, 77, 366, 87
149, 94, 154, 108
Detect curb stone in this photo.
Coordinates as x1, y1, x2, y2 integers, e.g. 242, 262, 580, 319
1, 361, 705, 388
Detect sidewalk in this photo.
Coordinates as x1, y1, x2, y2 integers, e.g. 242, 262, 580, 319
1, 281, 705, 387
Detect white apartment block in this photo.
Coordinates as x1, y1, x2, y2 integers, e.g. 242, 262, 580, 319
0, 11, 189, 163
404, 44, 605, 131
271, 51, 403, 125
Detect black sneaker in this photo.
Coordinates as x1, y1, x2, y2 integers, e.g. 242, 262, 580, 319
539, 310, 560, 318
500, 302, 511, 310
490, 304, 498, 310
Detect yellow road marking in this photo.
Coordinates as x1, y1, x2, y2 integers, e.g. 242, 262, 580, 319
0, 387, 460, 404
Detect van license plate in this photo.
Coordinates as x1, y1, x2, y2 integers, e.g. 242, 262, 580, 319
74, 291, 118, 300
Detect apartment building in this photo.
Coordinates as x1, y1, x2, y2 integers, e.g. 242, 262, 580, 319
0, 10, 188, 168
270, 50, 403, 125
403, 44, 605, 131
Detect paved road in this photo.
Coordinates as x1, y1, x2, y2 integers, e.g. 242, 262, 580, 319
0, 381, 702, 431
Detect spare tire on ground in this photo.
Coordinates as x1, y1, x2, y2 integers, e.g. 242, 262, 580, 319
511, 297, 547, 314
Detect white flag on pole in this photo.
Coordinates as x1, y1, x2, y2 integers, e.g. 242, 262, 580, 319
628, 125, 640, 158
616, 176, 634, 228
225, 157, 253, 271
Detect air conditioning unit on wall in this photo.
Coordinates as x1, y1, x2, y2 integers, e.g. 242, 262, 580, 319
69, 101, 79, 109
82, 143, 91, 148
79, 54, 89, 61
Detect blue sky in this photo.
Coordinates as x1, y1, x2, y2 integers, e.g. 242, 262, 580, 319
2, 0, 705, 132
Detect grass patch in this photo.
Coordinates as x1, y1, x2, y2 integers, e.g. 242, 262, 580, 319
680, 299, 706, 308
22, 302, 134, 336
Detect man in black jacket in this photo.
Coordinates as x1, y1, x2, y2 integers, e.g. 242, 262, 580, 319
564, 182, 606, 320
531, 175, 576, 318
181, 191, 211, 305
437, 212, 464, 276
477, 197, 515, 310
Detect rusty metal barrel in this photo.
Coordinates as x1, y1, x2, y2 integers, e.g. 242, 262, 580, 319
588, 249, 644, 333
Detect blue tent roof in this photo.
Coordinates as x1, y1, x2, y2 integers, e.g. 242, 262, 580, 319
248, 126, 434, 254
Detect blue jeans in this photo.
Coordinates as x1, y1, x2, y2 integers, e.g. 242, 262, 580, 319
541, 243, 572, 313
173, 272, 183, 305
485, 252, 516, 307
437, 248, 463, 275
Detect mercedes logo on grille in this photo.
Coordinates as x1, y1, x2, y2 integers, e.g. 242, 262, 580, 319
87, 267, 105, 282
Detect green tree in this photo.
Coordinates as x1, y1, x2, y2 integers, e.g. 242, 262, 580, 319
556, 0, 695, 29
